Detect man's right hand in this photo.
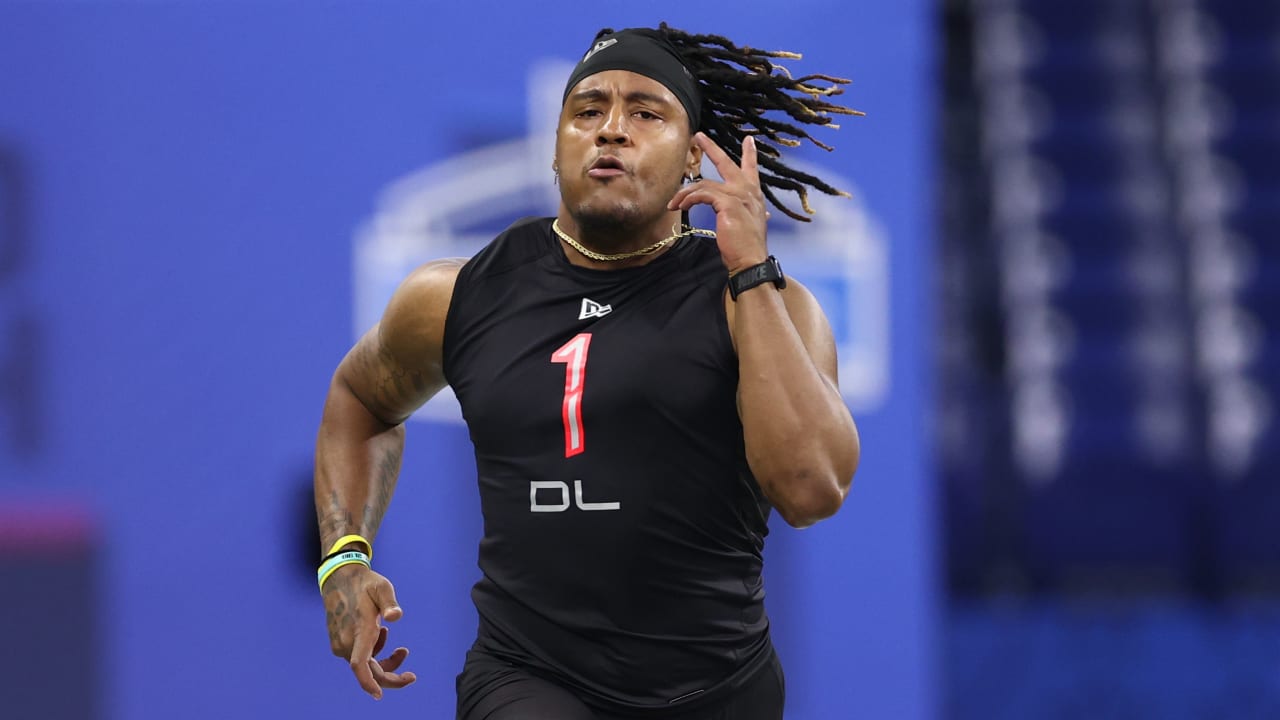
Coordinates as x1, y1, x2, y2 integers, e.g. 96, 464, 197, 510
322, 564, 417, 699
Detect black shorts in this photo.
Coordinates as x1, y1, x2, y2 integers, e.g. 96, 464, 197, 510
456, 649, 785, 720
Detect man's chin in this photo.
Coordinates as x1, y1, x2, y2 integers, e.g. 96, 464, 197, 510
571, 203, 645, 233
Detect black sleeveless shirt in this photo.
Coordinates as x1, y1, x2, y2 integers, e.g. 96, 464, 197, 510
441, 217, 774, 710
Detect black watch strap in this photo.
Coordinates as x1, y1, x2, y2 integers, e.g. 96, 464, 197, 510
728, 256, 786, 300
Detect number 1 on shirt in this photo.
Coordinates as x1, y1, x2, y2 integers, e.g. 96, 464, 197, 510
551, 333, 592, 457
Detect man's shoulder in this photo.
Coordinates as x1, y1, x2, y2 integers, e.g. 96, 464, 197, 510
400, 256, 467, 296
396, 215, 550, 300
382, 257, 466, 334
460, 216, 554, 281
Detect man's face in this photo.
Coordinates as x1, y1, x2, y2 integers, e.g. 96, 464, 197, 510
555, 70, 699, 232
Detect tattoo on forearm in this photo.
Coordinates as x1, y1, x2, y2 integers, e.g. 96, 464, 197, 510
362, 445, 402, 539
318, 488, 355, 555
317, 336, 411, 562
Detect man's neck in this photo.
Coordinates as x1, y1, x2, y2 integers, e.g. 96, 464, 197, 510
555, 210, 685, 270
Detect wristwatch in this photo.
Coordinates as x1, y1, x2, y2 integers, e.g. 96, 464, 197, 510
728, 256, 787, 300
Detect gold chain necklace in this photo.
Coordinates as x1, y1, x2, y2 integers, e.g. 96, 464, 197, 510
552, 218, 716, 262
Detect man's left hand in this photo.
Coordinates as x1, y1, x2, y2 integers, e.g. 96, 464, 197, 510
668, 133, 770, 274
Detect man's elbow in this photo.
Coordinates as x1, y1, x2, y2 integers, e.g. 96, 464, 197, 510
759, 430, 860, 528
771, 470, 851, 529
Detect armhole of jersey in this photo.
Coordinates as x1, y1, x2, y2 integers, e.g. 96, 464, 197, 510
712, 277, 737, 369
440, 259, 474, 386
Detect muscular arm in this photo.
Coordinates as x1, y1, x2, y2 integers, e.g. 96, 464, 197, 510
727, 279, 860, 528
667, 133, 859, 529
313, 258, 463, 698
314, 258, 464, 554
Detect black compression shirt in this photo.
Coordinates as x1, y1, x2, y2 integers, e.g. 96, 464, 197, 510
441, 216, 774, 710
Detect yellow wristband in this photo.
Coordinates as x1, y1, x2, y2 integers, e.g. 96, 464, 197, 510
325, 534, 373, 561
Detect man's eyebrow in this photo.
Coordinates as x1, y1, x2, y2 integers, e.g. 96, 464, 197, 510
567, 88, 675, 108
568, 88, 609, 104
623, 91, 674, 107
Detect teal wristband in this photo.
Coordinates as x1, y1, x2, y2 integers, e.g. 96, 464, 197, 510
317, 550, 370, 592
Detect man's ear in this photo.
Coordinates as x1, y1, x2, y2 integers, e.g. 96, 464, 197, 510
687, 142, 704, 179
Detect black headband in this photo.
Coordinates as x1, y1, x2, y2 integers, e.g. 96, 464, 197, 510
562, 28, 703, 130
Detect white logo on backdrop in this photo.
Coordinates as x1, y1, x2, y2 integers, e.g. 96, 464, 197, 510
353, 61, 891, 422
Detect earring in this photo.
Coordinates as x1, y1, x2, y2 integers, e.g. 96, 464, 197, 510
688, 173, 703, 183
553, 167, 559, 186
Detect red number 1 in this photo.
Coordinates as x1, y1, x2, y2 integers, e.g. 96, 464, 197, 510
551, 333, 592, 457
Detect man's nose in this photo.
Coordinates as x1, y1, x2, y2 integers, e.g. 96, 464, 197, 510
596, 107, 629, 145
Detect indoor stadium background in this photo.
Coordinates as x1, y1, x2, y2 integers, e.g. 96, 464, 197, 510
0, 1, 1275, 718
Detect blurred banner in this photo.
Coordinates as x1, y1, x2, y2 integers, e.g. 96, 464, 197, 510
0, 2, 933, 719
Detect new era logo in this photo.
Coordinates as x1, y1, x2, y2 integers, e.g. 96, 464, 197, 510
579, 298, 612, 320
583, 38, 618, 62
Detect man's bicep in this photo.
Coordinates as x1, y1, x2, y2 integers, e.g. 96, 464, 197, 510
332, 326, 433, 426
337, 258, 463, 424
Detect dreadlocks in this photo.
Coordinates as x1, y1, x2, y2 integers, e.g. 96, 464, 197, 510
587, 23, 863, 223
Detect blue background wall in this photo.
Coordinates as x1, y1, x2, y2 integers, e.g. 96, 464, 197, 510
0, 2, 934, 718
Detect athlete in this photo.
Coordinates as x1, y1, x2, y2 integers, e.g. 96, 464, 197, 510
314, 24, 862, 719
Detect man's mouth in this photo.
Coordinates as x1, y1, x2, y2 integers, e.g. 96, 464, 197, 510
587, 156, 627, 179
